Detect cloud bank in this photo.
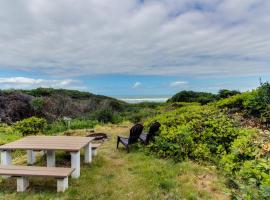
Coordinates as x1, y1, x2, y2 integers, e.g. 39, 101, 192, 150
0, 0, 270, 78
0, 77, 84, 90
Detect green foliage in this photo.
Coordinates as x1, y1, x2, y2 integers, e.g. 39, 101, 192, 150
31, 98, 45, 115
215, 82, 270, 125
0, 87, 127, 123
89, 109, 122, 124
146, 101, 270, 198
0, 123, 21, 145
168, 89, 241, 105
23, 87, 94, 99
168, 90, 217, 104
146, 105, 240, 162
13, 117, 47, 136
218, 89, 241, 99
220, 129, 258, 173
44, 119, 99, 135
149, 126, 194, 161
121, 103, 162, 123
215, 92, 253, 109
218, 128, 270, 199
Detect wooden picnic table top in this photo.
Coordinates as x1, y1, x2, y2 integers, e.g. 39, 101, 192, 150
0, 136, 94, 152
0, 165, 74, 178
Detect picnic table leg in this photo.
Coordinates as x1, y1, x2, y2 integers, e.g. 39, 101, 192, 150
84, 143, 92, 163
71, 151, 80, 178
47, 150, 55, 167
1, 150, 12, 165
57, 177, 68, 192
1, 150, 12, 178
27, 150, 36, 165
92, 148, 97, 157
17, 177, 29, 192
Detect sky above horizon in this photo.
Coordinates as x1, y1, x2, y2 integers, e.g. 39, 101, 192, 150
0, 0, 270, 97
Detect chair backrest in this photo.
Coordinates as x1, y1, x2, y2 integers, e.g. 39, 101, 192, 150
146, 122, 161, 143
149, 122, 161, 135
128, 124, 144, 144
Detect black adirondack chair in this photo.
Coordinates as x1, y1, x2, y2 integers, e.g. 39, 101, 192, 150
117, 124, 144, 153
139, 122, 161, 145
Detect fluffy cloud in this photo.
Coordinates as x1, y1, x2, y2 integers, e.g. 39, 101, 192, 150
133, 82, 142, 88
0, 77, 85, 90
0, 0, 269, 77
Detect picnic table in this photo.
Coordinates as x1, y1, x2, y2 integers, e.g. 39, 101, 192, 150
0, 136, 94, 178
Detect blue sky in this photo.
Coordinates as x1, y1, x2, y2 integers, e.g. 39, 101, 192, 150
0, 0, 270, 97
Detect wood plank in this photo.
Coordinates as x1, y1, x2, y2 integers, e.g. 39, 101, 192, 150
0, 165, 74, 178
0, 136, 94, 151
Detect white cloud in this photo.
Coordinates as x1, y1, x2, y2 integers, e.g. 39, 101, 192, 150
170, 81, 188, 87
0, 0, 269, 77
133, 82, 142, 88
0, 77, 85, 90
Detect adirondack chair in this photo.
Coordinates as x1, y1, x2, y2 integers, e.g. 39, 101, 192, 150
116, 124, 144, 153
139, 122, 161, 145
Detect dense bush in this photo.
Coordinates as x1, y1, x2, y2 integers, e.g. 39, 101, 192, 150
218, 89, 241, 99
219, 128, 270, 199
0, 92, 33, 123
0, 88, 127, 123
0, 123, 21, 145
168, 90, 217, 104
216, 82, 270, 125
168, 90, 241, 105
13, 117, 47, 136
145, 104, 240, 162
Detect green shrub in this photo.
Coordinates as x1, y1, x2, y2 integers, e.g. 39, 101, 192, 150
215, 92, 254, 109
168, 90, 217, 104
149, 126, 194, 161
0, 123, 21, 144
220, 129, 258, 174
90, 109, 122, 124
218, 89, 241, 99
146, 105, 240, 162
44, 119, 98, 135
13, 117, 47, 136
215, 82, 270, 125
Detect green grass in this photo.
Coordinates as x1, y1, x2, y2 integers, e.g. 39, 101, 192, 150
0, 124, 21, 145
0, 124, 229, 200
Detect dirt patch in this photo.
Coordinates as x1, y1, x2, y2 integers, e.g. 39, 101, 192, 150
196, 173, 229, 200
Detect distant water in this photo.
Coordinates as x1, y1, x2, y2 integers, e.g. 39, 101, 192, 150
115, 96, 170, 103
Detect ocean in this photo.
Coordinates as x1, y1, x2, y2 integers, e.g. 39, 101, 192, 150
114, 96, 170, 103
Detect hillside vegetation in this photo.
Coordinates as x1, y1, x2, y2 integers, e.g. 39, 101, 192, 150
1, 84, 270, 199
0, 88, 126, 123
146, 83, 270, 199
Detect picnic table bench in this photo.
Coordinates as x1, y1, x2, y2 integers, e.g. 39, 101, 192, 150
0, 165, 74, 192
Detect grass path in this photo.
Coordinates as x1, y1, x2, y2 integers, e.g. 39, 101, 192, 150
0, 124, 230, 200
